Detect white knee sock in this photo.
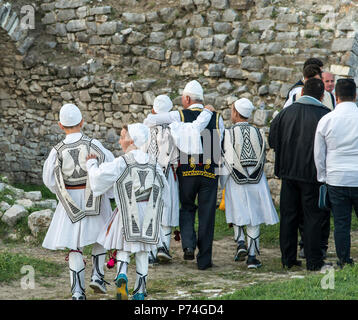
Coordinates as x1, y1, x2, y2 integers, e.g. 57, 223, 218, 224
247, 224, 260, 256
233, 225, 245, 243
91, 243, 106, 281
116, 251, 130, 278
161, 225, 172, 250
68, 249, 85, 296
134, 251, 148, 296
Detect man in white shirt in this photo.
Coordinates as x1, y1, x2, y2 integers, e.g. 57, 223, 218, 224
314, 78, 358, 268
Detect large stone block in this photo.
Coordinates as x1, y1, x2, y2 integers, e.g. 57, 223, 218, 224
24, 191, 42, 201
331, 38, 354, 52
269, 66, 293, 81
28, 209, 53, 237
122, 12, 146, 24
225, 68, 247, 80
249, 19, 275, 31
132, 79, 157, 92
149, 32, 166, 43
211, 0, 229, 9
66, 19, 86, 32
241, 56, 263, 71
97, 22, 118, 35
147, 46, 165, 61
57, 9, 77, 21
2, 205, 28, 227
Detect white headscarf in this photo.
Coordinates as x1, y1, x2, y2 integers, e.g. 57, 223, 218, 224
128, 123, 150, 148
153, 95, 173, 113
59, 103, 82, 126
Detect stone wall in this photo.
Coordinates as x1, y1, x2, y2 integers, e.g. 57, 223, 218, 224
1, 0, 358, 205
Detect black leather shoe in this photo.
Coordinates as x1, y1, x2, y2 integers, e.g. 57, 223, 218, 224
307, 261, 332, 271
197, 263, 213, 270
337, 258, 354, 269
183, 248, 195, 260
282, 260, 302, 269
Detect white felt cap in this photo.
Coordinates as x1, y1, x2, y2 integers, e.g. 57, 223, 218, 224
153, 95, 173, 113
234, 98, 255, 118
128, 123, 150, 148
183, 80, 204, 101
59, 103, 83, 126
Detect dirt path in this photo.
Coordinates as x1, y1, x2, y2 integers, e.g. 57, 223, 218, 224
1, 231, 346, 301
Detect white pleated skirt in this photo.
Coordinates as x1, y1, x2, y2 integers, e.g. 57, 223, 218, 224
161, 167, 179, 227
42, 189, 113, 251
224, 172, 279, 227
97, 202, 157, 253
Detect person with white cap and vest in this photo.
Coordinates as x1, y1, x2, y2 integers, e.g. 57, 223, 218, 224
86, 123, 170, 300
142, 95, 180, 265
143, 80, 224, 270
42, 103, 115, 300
143, 94, 214, 265
221, 98, 279, 268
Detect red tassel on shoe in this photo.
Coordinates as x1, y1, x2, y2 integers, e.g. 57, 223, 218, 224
107, 250, 117, 269
174, 230, 181, 242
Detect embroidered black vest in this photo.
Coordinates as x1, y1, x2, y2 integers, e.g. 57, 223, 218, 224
178, 108, 221, 179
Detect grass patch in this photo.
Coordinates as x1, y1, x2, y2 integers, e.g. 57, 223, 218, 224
0, 251, 64, 283
217, 264, 358, 300
12, 183, 57, 200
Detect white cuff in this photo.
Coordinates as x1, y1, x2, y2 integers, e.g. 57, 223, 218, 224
86, 158, 98, 170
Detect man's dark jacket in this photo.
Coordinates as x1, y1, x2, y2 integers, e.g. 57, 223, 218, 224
268, 96, 331, 184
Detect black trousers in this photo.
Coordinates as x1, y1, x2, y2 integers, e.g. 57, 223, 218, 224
280, 179, 326, 269
299, 209, 331, 251
327, 185, 358, 263
178, 171, 218, 269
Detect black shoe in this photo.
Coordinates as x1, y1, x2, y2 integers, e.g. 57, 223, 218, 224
197, 262, 213, 270
282, 260, 302, 269
246, 256, 262, 269
183, 248, 195, 260
157, 246, 173, 263
307, 261, 332, 271
337, 258, 354, 269
234, 241, 248, 262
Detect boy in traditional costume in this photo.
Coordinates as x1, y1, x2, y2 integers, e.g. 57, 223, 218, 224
221, 98, 279, 269
143, 95, 180, 264
86, 123, 170, 300
42, 103, 114, 300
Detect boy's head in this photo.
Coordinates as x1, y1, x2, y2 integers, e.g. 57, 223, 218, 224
152, 95, 173, 114
119, 123, 150, 153
231, 98, 254, 123
58, 104, 83, 133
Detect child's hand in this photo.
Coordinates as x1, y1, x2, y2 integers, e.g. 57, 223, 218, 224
86, 154, 98, 161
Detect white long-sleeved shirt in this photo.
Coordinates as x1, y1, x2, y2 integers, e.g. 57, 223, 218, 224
314, 101, 358, 186
143, 104, 225, 140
